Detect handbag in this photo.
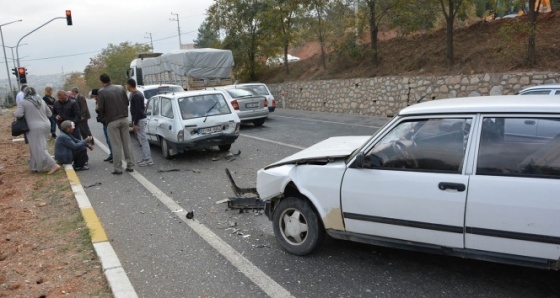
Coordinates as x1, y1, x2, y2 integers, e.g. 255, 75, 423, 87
11, 116, 29, 136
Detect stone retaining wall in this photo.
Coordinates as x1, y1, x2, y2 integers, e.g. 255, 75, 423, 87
268, 73, 560, 117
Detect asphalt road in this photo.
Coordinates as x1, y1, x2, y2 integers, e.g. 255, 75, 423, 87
80, 99, 559, 297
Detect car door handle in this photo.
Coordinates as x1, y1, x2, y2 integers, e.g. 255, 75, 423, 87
524, 120, 536, 125
438, 182, 466, 192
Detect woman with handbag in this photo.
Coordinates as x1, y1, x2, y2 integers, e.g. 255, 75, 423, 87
13, 87, 61, 174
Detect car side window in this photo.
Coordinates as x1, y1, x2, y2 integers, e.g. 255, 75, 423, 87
146, 98, 153, 115
555, 90, 560, 95
152, 97, 160, 116
520, 90, 552, 95
364, 117, 472, 173
477, 117, 560, 178
161, 98, 174, 119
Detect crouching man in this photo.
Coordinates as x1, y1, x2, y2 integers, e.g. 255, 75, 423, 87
55, 120, 93, 171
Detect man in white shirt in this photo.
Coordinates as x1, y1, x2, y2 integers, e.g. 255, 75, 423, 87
16, 84, 27, 105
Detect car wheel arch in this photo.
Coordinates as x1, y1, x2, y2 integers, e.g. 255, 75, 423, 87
270, 182, 325, 231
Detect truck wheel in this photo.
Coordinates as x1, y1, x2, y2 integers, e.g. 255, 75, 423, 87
272, 197, 325, 255
218, 144, 231, 151
160, 138, 172, 159
253, 118, 266, 127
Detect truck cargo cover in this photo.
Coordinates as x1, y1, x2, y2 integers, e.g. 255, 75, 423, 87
140, 48, 234, 78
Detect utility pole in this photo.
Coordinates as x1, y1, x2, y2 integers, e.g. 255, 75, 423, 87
0, 19, 22, 102
170, 12, 182, 49
145, 32, 154, 52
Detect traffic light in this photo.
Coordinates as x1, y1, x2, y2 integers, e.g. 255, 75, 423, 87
12, 68, 16, 76
66, 10, 72, 26
17, 67, 27, 84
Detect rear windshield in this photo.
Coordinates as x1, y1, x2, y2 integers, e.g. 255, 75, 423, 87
242, 85, 269, 95
225, 88, 256, 98
178, 93, 232, 120
144, 86, 183, 99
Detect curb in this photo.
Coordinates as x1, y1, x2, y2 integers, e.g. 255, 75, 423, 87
64, 164, 138, 298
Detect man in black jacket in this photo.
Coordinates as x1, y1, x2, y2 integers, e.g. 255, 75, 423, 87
126, 78, 153, 166
53, 90, 81, 139
97, 74, 134, 175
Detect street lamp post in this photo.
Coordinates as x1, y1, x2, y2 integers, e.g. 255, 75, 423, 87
16, 16, 67, 72
170, 12, 182, 49
0, 19, 22, 104
145, 32, 153, 52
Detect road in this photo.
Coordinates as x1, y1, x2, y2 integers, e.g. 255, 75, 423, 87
80, 99, 559, 297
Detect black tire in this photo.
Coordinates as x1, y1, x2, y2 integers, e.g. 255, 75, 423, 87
218, 144, 231, 151
272, 197, 325, 255
252, 118, 266, 127
160, 138, 172, 159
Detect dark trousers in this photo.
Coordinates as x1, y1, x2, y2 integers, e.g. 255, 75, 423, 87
79, 119, 92, 140
73, 146, 88, 168
49, 116, 56, 134
103, 123, 112, 157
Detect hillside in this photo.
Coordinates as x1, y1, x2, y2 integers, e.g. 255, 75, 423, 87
261, 11, 560, 83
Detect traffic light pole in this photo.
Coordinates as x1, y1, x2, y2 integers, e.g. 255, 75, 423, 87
0, 19, 22, 104
15, 17, 65, 77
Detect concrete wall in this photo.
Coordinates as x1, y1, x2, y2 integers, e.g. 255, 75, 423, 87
268, 73, 560, 117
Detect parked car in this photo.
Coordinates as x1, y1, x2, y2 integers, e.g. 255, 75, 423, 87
518, 84, 560, 95
145, 90, 240, 158
128, 84, 184, 129
218, 86, 269, 126
228, 83, 277, 112
256, 95, 560, 270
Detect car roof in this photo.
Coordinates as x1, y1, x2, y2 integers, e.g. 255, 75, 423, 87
158, 89, 226, 98
520, 84, 560, 92
399, 95, 560, 116
139, 84, 183, 90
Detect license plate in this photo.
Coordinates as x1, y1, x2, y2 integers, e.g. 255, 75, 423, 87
245, 102, 259, 109
198, 125, 223, 134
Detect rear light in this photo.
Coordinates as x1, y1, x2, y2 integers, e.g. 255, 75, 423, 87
264, 98, 268, 107
231, 99, 239, 110
272, 99, 277, 107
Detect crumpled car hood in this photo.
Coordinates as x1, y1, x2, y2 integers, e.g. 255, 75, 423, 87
265, 136, 370, 169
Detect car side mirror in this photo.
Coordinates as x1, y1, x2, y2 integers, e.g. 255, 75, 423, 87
353, 152, 365, 168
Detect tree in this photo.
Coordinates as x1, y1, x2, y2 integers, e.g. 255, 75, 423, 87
63, 72, 89, 96
83, 42, 150, 89
438, 0, 470, 67
194, 20, 222, 48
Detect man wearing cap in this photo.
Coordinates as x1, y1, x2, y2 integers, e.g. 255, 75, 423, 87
96, 74, 134, 175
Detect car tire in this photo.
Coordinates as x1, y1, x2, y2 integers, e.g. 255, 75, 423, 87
253, 118, 266, 127
272, 197, 325, 255
160, 138, 172, 159
218, 144, 231, 151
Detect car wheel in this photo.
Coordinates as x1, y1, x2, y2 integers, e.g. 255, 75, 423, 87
218, 144, 231, 151
272, 197, 325, 255
160, 138, 172, 159
253, 118, 266, 127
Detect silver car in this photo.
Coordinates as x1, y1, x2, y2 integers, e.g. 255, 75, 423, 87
219, 87, 269, 127
145, 90, 241, 158
229, 83, 276, 112
518, 84, 560, 95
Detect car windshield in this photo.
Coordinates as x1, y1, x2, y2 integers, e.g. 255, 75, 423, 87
242, 85, 269, 95
144, 86, 183, 99
178, 93, 232, 120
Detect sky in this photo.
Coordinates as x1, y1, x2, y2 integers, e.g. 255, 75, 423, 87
0, 0, 215, 79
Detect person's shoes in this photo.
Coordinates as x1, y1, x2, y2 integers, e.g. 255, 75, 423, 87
104, 156, 113, 162
74, 166, 89, 171
126, 168, 134, 172
111, 170, 122, 175
48, 164, 61, 175
91, 138, 95, 145
85, 161, 88, 166
51, 133, 57, 138
138, 159, 154, 167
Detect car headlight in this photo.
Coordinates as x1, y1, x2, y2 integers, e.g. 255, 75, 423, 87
178, 130, 184, 141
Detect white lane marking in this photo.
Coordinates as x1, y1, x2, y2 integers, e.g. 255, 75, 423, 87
91, 138, 293, 298
128, 170, 294, 298
273, 114, 381, 128
240, 134, 306, 150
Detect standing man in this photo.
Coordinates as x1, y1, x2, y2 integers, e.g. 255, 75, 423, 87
126, 79, 153, 166
97, 74, 134, 175
16, 84, 27, 106
72, 87, 93, 144
53, 90, 81, 140
92, 89, 113, 162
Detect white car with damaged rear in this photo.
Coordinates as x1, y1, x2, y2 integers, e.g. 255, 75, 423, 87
256, 95, 560, 270
145, 90, 240, 158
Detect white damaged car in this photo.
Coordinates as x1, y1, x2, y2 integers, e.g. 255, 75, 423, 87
256, 95, 560, 270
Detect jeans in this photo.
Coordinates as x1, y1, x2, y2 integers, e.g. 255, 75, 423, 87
103, 123, 112, 157
136, 118, 152, 161
49, 116, 56, 134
